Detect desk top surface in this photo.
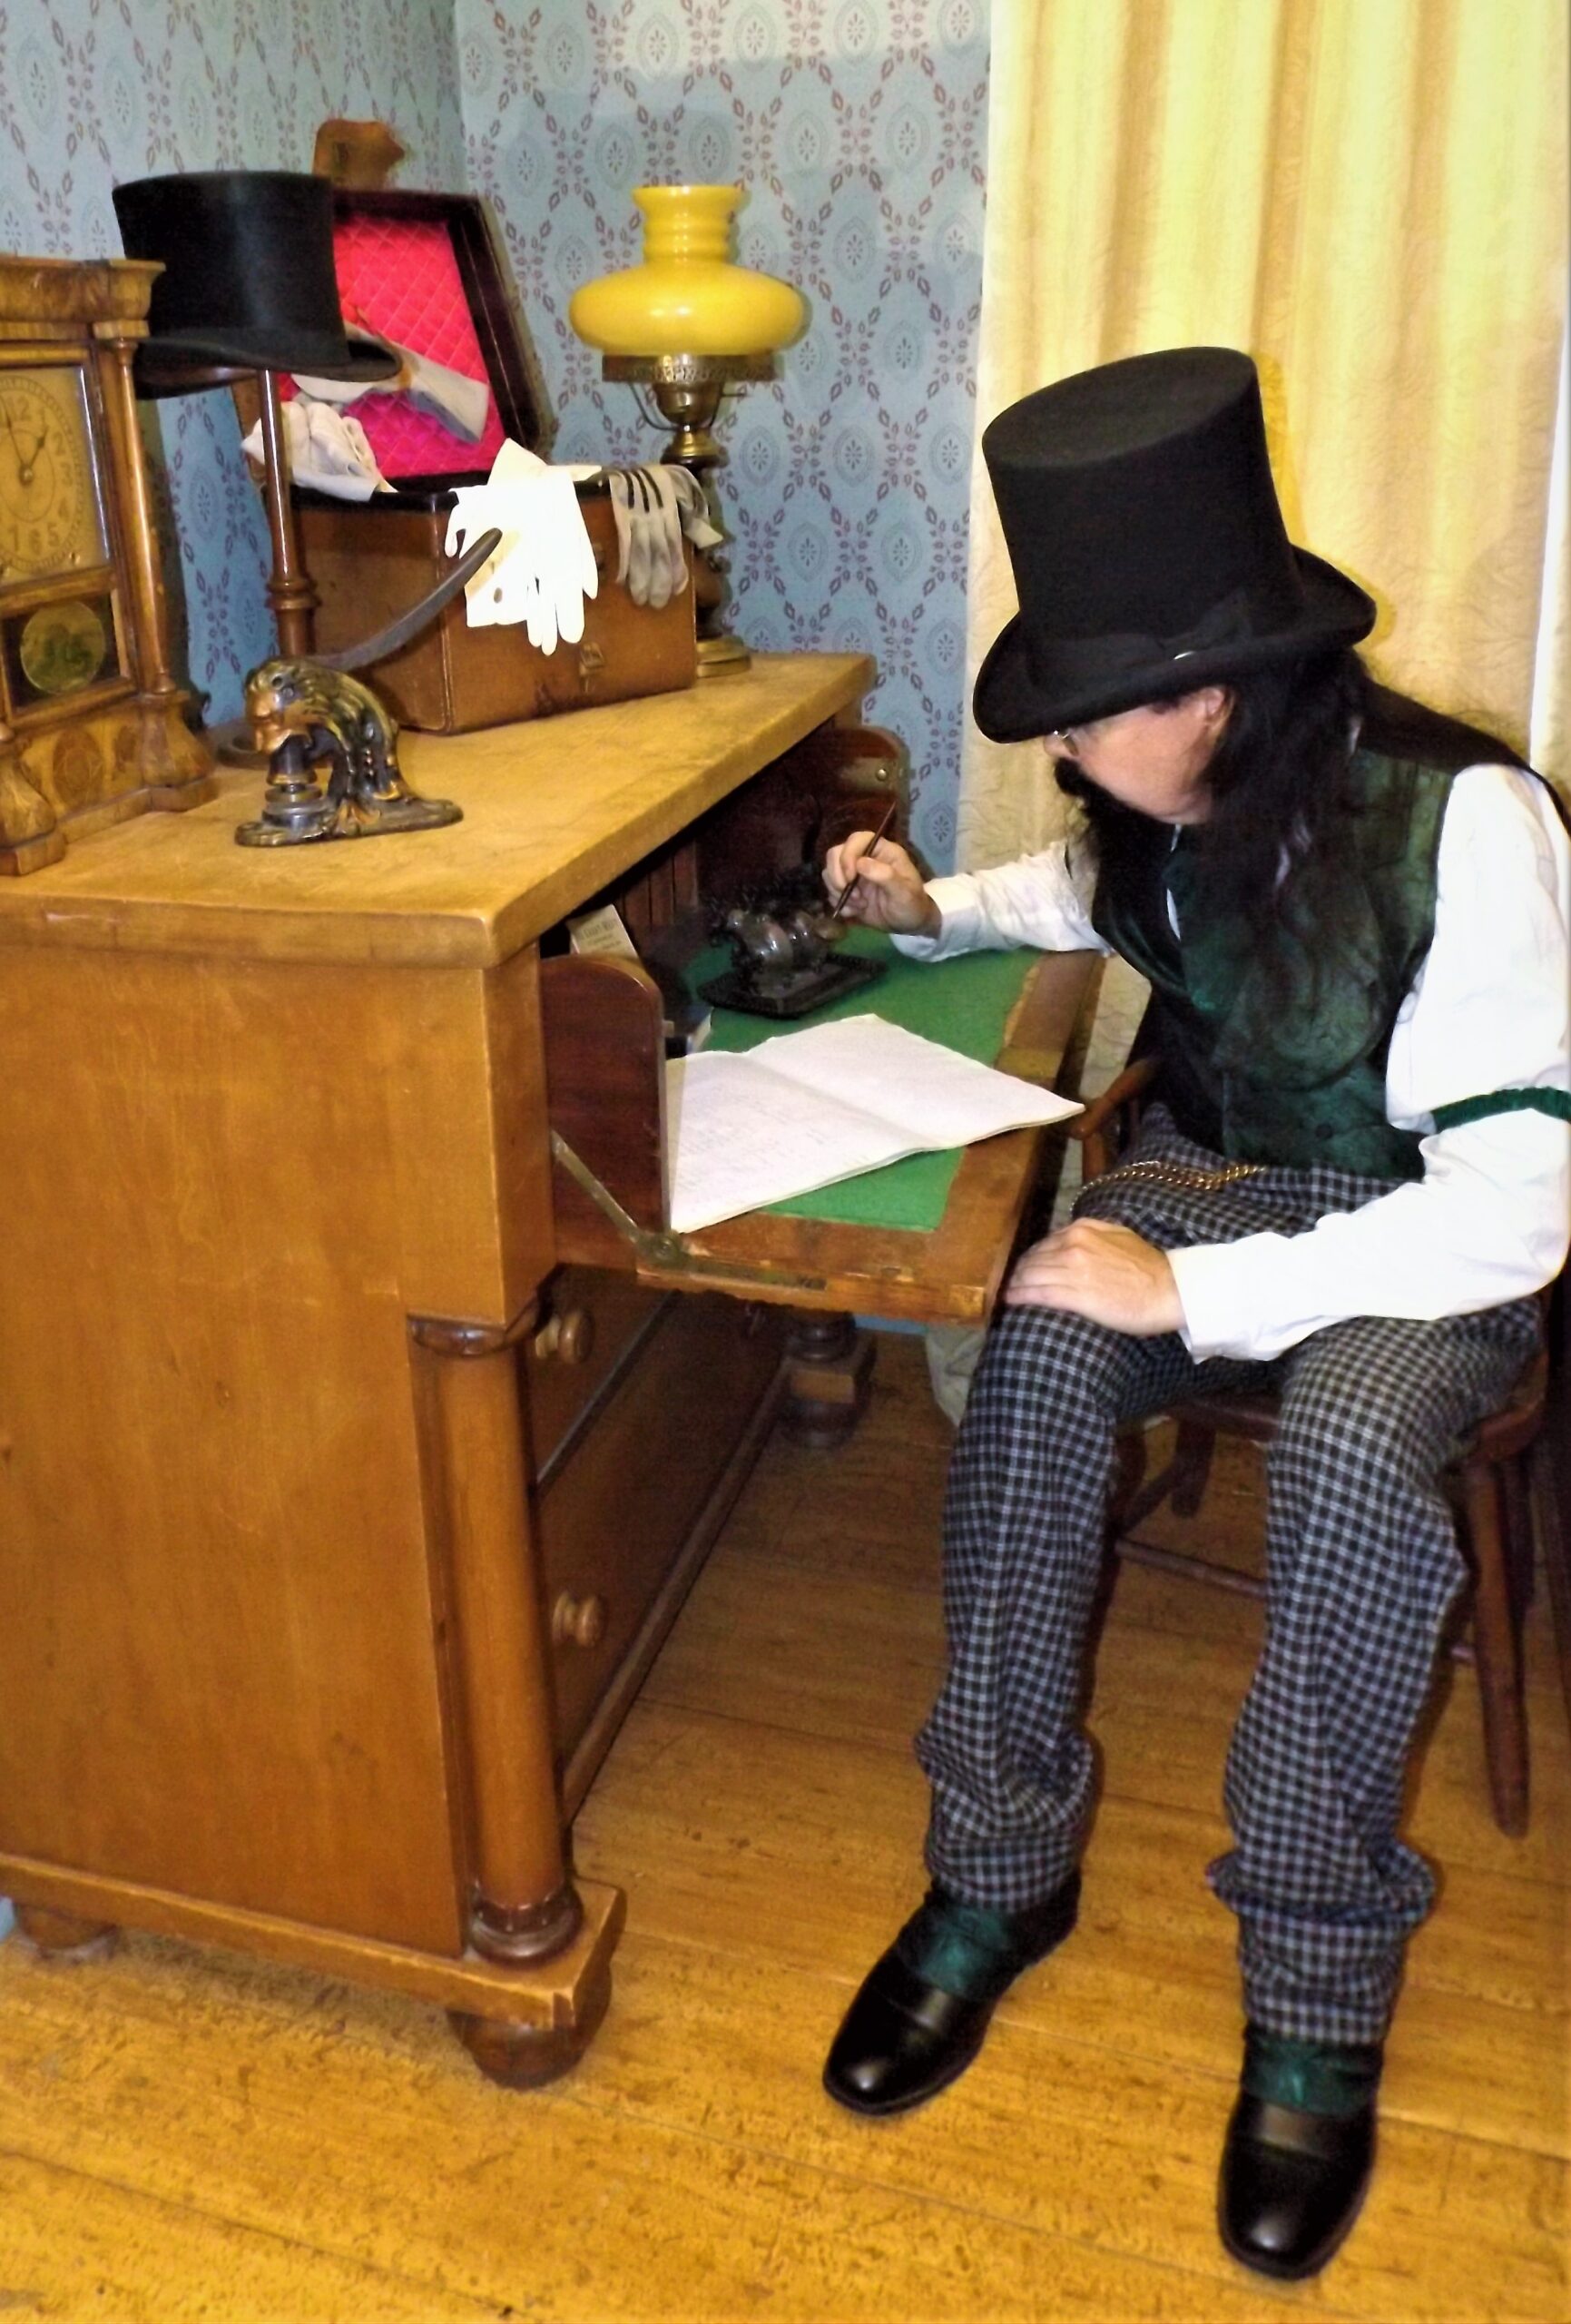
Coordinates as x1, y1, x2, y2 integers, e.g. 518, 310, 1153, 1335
0, 654, 870, 970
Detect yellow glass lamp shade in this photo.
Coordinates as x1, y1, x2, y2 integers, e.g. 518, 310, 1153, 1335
570, 185, 806, 359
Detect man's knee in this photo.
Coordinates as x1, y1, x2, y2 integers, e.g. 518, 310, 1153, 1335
1273, 1319, 1473, 1496
1267, 1322, 1471, 1603
967, 1303, 1144, 1427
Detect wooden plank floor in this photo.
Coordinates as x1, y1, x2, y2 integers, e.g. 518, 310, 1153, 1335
0, 1332, 1565, 2322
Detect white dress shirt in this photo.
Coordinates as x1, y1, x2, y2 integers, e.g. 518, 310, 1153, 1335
894, 763, 1571, 1363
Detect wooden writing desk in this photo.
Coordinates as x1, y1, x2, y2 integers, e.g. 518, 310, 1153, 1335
0, 655, 1096, 2083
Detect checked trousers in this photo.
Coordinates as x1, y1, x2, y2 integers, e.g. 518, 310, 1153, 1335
917, 1108, 1542, 2043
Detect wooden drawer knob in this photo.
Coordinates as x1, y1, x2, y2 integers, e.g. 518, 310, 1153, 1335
552, 1590, 607, 1650
533, 1307, 594, 1365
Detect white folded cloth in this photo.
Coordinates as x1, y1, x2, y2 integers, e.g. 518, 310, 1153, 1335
241, 395, 392, 502
293, 334, 491, 444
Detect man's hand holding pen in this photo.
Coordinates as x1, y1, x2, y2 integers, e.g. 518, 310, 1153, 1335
822, 821, 941, 938
820, 824, 1183, 1339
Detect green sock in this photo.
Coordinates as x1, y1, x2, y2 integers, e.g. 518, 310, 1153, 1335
1243, 2030, 1383, 2118
895, 1880, 1077, 2002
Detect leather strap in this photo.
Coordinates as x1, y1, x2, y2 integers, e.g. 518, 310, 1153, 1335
1232, 2095, 1374, 2163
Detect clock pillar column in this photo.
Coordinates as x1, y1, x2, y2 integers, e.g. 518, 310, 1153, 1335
98, 330, 214, 803
100, 333, 178, 700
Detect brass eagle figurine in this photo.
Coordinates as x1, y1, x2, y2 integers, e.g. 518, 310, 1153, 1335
236, 525, 500, 848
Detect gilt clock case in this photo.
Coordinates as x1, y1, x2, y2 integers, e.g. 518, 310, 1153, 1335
0, 255, 212, 876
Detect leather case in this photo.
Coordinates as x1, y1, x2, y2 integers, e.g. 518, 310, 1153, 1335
291, 189, 696, 732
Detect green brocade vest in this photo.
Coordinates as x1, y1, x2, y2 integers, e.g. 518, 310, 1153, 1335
1090, 751, 1456, 1179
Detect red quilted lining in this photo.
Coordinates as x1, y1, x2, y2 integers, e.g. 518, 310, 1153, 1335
281, 214, 506, 481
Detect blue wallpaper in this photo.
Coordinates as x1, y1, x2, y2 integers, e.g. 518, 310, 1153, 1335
0, 0, 465, 725
0, 0, 989, 861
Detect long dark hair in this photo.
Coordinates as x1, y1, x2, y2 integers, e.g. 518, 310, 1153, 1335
1056, 647, 1371, 982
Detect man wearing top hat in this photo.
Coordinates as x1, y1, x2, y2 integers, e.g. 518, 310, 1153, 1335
820, 348, 1571, 2280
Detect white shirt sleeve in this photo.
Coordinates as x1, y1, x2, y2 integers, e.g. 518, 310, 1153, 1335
1168, 763, 1571, 1363
889, 842, 1110, 960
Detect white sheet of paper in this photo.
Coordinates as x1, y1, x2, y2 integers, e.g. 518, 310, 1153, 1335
665, 1012, 1082, 1234
567, 904, 640, 958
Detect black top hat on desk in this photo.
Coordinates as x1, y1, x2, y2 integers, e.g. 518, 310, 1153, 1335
973, 347, 1376, 743
113, 170, 399, 393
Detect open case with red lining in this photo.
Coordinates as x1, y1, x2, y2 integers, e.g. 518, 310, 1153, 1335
286, 188, 696, 733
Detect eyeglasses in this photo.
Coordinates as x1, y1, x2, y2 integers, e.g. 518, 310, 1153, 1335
1049, 711, 1120, 752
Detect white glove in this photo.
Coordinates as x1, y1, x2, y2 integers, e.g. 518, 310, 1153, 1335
666, 464, 722, 551
242, 394, 390, 501
608, 465, 645, 599
444, 438, 600, 653
642, 466, 684, 609
604, 465, 719, 607
606, 468, 654, 606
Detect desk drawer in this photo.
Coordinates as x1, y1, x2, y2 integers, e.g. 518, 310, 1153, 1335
523, 1265, 670, 1478
536, 1291, 783, 1797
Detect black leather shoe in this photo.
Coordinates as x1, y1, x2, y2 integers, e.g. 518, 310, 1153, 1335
822, 1875, 1080, 2117
1218, 2028, 1382, 2280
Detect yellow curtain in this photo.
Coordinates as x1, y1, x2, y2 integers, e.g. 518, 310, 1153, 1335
959, 0, 1569, 868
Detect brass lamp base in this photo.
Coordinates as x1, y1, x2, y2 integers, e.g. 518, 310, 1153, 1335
697, 632, 751, 675
602, 352, 775, 671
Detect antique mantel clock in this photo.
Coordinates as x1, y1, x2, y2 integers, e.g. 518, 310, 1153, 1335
0, 254, 212, 875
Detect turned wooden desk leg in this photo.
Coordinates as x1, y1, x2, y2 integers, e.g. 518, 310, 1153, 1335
13, 1903, 119, 1963
412, 1310, 613, 2086
780, 1311, 876, 1449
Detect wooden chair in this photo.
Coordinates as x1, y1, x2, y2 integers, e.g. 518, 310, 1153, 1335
1070, 1057, 1551, 1836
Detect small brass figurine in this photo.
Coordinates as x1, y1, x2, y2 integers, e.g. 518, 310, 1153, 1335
235, 524, 499, 848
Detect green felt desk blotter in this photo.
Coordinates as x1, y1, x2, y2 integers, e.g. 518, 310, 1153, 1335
688, 928, 1042, 1234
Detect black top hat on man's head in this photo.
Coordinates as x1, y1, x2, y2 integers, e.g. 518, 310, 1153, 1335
113, 170, 398, 393
972, 348, 1375, 743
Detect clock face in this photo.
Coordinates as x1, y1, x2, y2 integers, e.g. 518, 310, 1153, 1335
0, 363, 109, 583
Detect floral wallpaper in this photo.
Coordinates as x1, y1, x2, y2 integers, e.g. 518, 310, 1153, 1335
458, 0, 990, 866
0, 0, 989, 861
0, 0, 465, 723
